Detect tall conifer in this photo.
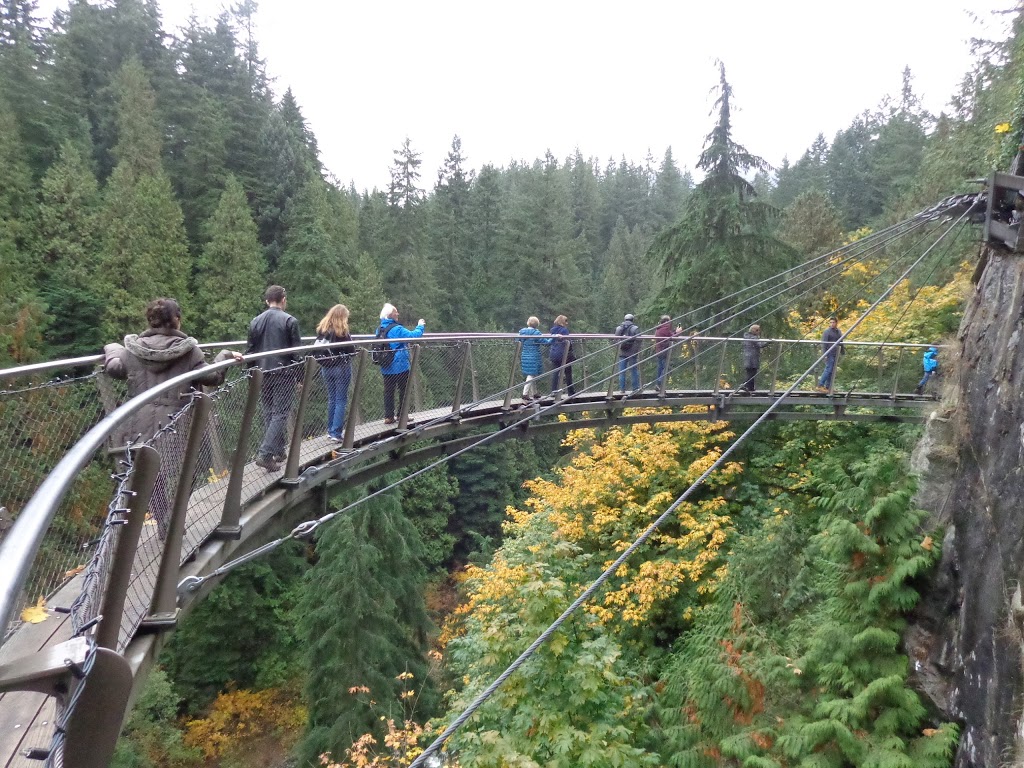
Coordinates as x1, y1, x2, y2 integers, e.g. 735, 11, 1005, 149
194, 175, 265, 341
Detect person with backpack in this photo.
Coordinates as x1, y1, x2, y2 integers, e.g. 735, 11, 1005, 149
314, 304, 355, 441
915, 346, 939, 395
740, 324, 769, 393
519, 316, 552, 401
615, 313, 641, 392
549, 314, 575, 397
376, 303, 425, 425
654, 314, 684, 390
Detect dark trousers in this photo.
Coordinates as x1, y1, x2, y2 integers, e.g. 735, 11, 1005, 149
259, 370, 296, 460
742, 367, 758, 392
383, 371, 409, 420
551, 359, 575, 395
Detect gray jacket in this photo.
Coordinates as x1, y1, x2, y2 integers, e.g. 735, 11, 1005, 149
742, 332, 768, 368
104, 329, 231, 447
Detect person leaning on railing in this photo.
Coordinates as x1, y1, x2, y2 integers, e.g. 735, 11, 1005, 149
103, 297, 240, 448
103, 297, 241, 535
377, 302, 425, 425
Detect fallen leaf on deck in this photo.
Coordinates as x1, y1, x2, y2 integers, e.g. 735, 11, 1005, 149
21, 596, 48, 624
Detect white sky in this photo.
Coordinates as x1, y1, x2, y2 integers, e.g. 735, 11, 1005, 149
41, 0, 1014, 192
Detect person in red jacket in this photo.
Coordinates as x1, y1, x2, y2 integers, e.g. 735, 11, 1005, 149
654, 315, 683, 390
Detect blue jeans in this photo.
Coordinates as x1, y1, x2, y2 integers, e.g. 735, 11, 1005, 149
818, 355, 837, 388
619, 355, 640, 391
321, 361, 352, 438
656, 353, 668, 388
917, 370, 933, 392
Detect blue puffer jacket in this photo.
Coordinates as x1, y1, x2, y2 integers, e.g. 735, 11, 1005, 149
377, 318, 425, 375
923, 347, 938, 373
519, 327, 550, 376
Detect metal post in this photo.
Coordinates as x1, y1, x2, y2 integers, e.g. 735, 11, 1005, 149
96, 445, 160, 650
94, 374, 119, 418
877, 345, 885, 395
452, 342, 470, 415
144, 395, 212, 627
607, 351, 617, 399
503, 342, 522, 410
468, 342, 480, 403
769, 344, 782, 396
580, 340, 589, 389
411, 346, 425, 415
891, 347, 905, 398
343, 349, 368, 450
713, 341, 728, 394
285, 356, 317, 479
218, 368, 262, 539
399, 345, 421, 430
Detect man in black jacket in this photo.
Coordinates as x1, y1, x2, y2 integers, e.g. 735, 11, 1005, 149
246, 285, 302, 471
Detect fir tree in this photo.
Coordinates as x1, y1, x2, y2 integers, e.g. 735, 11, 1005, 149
194, 174, 266, 341
96, 58, 190, 339
298, 483, 436, 763
649, 63, 795, 320
37, 142, 104, 355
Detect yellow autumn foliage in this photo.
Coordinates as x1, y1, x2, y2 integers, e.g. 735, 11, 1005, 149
183, 686, 306, 760
445, 408, 741, 638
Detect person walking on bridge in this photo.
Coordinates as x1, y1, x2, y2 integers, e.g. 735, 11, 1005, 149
549, 315, 575, 397
654, 315, 684, 390
615, 313, 641, 392
519, 316, 551, 401
740, 324, 769, 393
104, 297, 240, 534
314, 304, 355, 441
915, 346, 939, 395
816, 316, 844, 392
377, 303, 425, 424
247, 285, 302, 472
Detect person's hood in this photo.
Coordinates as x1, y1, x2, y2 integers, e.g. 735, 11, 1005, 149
123, 329, 198, 371
927, 346, 938, 353
743, 331, 759, 340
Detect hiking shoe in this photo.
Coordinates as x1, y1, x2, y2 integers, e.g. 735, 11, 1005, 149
384, 417, 397, 425
815, 385, 829, 393
255, 455, 281, 472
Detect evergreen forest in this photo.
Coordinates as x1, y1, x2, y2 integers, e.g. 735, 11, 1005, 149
2, 1, 1021, 766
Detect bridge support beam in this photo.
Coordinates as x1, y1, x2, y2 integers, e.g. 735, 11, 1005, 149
399, 346, 420, 431
503, 342, 522, 411
285, 357, 317, 480
452, 342, 470, 416
97, 445, 160, 651
144, 395, 212, 629
343, 349, 368, 450
218, 368, 263, 539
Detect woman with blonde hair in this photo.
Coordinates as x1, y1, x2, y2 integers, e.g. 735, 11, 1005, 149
549, 314, 575, 396
315, 304, 355, 441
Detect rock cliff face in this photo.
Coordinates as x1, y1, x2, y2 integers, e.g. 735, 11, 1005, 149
910, 247, 1024, 768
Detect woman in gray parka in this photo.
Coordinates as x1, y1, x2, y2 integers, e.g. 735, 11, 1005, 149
103, 298, 239, 448
104, 298, 240, 537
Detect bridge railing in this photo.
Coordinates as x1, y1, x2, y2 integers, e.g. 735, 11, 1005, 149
0, 334, 936, 639
0, 333, 937, 765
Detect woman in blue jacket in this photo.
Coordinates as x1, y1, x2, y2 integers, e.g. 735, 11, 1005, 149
519, 316, 551, 401
549, 314, 575, 396
377, 302, 426, 424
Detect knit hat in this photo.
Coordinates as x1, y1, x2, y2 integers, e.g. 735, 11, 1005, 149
624, 313, 635, 322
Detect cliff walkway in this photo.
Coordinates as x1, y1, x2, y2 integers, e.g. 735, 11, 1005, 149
0, 192, 982, 768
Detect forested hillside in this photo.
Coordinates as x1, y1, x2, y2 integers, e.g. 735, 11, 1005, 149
3, 1, 1020, 767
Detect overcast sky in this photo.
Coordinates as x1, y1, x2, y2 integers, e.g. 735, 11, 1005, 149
42, 0, 1014, 192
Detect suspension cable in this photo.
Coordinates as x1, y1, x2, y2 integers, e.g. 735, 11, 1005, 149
408, 206, 971, 768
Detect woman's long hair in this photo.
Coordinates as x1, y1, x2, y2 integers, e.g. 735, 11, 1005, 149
317, 304, 350, 337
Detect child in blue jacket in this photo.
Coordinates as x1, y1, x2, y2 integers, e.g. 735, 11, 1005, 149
915, 346, 938, 395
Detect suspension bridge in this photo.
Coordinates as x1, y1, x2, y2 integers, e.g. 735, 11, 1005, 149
0, 190, 987, 767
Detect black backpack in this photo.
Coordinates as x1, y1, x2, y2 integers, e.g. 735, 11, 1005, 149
371, 324, 396, 367
616, 323, 639, 354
